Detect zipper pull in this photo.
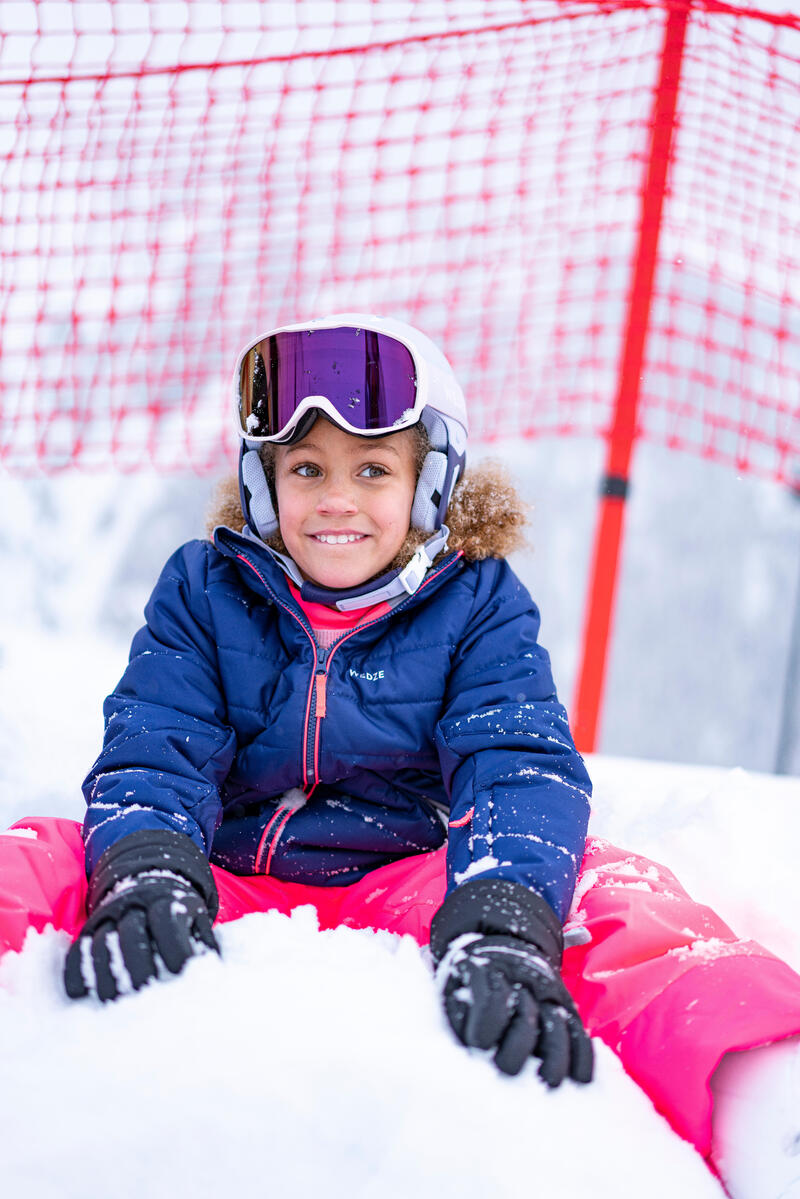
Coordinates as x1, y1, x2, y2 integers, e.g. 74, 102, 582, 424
315, 671, 327, 719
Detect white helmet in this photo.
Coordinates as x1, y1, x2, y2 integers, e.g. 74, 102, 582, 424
235, 313, 468, 544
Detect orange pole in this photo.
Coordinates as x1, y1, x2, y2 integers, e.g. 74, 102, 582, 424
571, 1, 690, 753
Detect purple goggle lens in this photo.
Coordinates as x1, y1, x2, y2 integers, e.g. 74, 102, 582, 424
238, 327, 418, 440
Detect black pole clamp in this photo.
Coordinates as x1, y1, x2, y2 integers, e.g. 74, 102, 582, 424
601, 474, 629, 499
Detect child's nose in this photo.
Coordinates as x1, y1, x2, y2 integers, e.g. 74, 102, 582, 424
317, 475, 358, 514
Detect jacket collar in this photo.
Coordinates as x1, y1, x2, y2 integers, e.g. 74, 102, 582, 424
211, 525, 463, 619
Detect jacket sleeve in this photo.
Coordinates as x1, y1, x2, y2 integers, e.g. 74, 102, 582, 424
434, 559, 591, 922
82, 540, 237, 874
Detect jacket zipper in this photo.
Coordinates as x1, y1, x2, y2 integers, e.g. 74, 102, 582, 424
235, 553, 320, 793
235, 550, 463, 800
306, 649, 328, 791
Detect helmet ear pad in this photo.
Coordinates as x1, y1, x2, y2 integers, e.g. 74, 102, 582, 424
240, 447, 279, 539
410, 449, 449, 534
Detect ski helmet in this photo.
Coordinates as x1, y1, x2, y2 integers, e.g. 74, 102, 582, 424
234, 314, 468, 553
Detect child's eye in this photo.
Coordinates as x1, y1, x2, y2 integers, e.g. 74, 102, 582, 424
293, 463, 321, 478
359, 464, 388, 478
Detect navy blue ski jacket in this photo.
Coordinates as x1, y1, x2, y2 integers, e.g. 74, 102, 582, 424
82, 527, 591, 921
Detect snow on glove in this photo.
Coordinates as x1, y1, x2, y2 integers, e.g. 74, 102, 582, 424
64, 829, 220, 1002
429, 877, 593, 1087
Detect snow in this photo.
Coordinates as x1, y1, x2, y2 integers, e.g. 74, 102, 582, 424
0, 914, 723, 1199
587, 755, 800, 976
453, 853, 500, 883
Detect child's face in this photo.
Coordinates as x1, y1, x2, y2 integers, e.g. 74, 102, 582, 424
273, 419, 417, 590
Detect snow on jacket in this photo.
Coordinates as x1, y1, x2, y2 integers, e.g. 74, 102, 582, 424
82, 518, 591, 922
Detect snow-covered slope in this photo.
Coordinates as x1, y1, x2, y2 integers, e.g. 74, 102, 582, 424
0, 896, 724, 1199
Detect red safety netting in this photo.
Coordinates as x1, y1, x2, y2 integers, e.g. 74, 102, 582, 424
642, 4, 800, 482
0, 0, 798, 481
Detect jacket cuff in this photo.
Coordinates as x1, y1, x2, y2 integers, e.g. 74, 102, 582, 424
87, 829, 219, 920
429, 876, 563, 966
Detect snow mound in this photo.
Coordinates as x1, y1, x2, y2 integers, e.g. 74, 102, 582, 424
0, 907, 723, 1199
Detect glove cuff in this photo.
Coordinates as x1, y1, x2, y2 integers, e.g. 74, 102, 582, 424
87, 829, 219, 920
429, 877, 563, 967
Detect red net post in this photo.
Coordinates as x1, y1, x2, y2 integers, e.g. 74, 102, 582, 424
572, 0, 691, 753
572, 1, 800, 751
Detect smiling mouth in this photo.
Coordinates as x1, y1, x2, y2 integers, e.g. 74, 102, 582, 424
311, 533, 367, 545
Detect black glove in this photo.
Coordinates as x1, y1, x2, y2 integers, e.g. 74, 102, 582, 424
64, 829, 220, 1002
430, 877, 593, 1087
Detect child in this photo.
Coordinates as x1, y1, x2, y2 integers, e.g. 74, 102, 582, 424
2, 315, 799, 1196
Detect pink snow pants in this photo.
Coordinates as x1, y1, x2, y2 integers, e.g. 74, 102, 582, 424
2, 817, 800, 1163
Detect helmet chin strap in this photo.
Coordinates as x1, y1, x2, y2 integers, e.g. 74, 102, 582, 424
242, 525, 451, 611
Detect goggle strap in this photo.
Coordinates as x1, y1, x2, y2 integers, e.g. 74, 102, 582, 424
420, 407, 449, 451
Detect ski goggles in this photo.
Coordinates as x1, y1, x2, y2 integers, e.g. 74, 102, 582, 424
235, 325, 420, 443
